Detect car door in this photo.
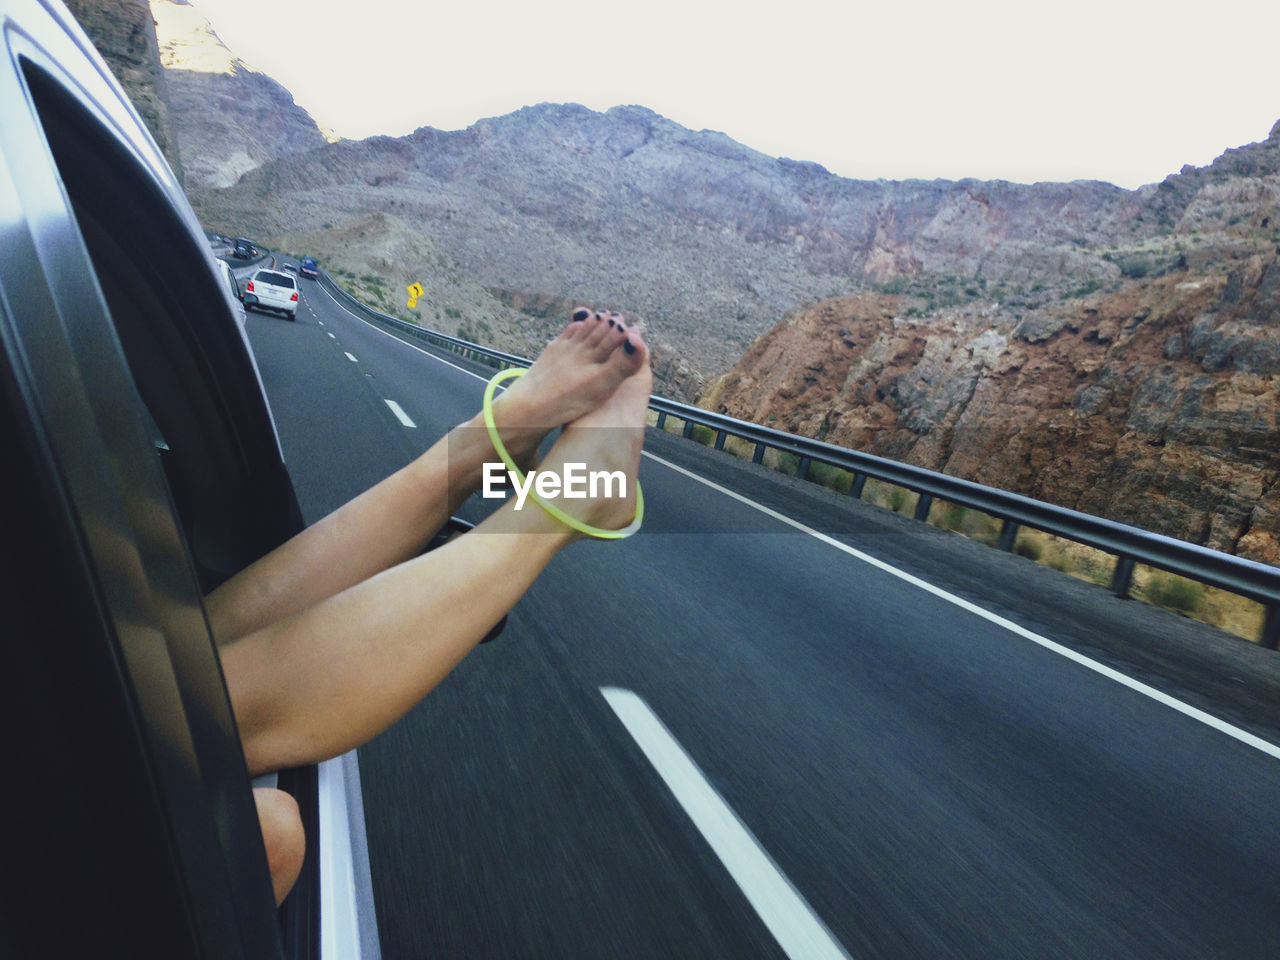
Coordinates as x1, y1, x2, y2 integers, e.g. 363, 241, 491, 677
0, 3, 320, 957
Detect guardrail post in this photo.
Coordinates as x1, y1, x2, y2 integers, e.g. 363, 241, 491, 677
682, 420, 694, 439
656, 411, 667, 430
1262, 604, 1279, 650
796, 457, 811, 481
997, 520, 1019, 552
850, 472, 866, 499
714, 430, 727, 451
1111, 556, 1136, 598
752, 443, 765, 464
913, 493, 934, 523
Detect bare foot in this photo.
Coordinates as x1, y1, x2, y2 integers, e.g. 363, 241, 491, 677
489, 308, 648, 462
529, 346, 653, 536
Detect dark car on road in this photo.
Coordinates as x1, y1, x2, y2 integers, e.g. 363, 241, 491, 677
232, 236, 258, 259
299, 255, 319, 279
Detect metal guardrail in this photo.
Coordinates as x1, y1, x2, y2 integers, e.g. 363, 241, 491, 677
319, 272, 1280, 649
319, 272, 529, 369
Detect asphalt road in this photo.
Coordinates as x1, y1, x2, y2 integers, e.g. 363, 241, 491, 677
243, 268, 1280, 960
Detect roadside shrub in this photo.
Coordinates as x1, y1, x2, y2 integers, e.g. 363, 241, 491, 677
1068, 278, 1104, 298
938, 505, 966, 532
1014, 537, 1043, 562
888, 487, 908, 513
808, 461, 854, 494
689, 424, 716, 447
1143, 572, 1205, 614
1044, 545, 1071, 572
1119, 256, 1153, 279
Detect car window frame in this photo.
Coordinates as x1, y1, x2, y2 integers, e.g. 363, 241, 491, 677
0, 16, 316, 959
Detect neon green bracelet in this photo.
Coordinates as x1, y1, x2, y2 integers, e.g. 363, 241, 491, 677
482, 367, 644, 539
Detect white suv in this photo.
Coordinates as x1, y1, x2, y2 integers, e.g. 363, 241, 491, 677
245, 268, 300, 319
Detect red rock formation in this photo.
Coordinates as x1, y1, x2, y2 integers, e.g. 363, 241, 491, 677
706, 262, 1280, 562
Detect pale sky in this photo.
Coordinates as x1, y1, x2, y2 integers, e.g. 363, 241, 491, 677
185, 0, 1280, 189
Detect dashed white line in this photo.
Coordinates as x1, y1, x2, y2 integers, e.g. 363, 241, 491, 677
601, 687, 852, 960
313, 280, 500, 383
344, 351, 359, 363
384, 399, 416, 428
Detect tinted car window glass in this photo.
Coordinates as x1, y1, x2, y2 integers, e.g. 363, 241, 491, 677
260, 272, 296, 288
19, 56, 298, 956
23, 90, 305, 591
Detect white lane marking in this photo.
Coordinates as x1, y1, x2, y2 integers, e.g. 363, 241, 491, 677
601, 687, 852, 960
314, 284, 1279, 759
328, 332, 336, 339
643, 452, 1280, 761
344, 351, 359, 363
384, 399, 416, 428
313, 280, 500, 382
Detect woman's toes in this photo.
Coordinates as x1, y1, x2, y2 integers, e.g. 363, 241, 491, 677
614, 329, 648, 372
582, 312, 616, 349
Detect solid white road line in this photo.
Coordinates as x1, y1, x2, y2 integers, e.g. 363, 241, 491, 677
318, 282, 1280, 761
600, 687, 852, 960
384, 399, 416, 428
642, 452, 1280, 761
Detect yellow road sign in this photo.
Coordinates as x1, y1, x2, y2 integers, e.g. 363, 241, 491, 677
407, 281, 425, 299
407, 297, 419, 309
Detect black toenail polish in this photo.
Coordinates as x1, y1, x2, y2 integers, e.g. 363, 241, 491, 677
572, 308, 589, 322
623, 338, 636, 355
607, 319, 616, 328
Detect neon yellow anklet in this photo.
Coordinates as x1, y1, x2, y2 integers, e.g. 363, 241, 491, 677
482, 367, 644, 539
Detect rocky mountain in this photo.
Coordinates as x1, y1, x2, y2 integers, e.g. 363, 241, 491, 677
705, 126, 1280, 563
64, 0, 184, 179
150, 0, 330, 190
187, 103, 1162, 400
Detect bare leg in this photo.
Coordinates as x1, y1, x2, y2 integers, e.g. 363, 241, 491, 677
222, 331, 652, 776
253, 787, 305, 906
206, 310, 644, 644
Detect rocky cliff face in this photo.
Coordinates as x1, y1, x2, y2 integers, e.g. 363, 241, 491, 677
150, 0, 330, 190
64, 0, 184, 180
705, 130, 1280, 561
